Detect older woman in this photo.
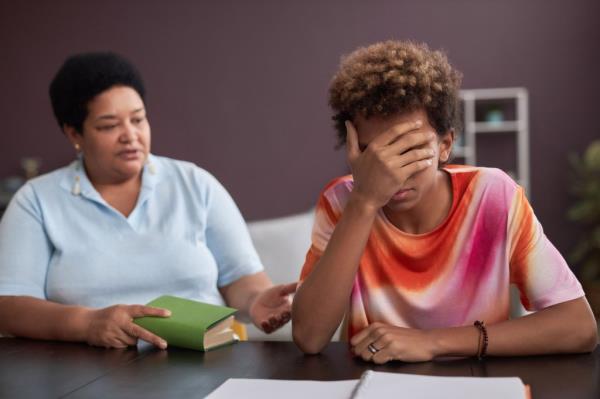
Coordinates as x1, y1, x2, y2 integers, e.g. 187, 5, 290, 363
0, 52, 295, 349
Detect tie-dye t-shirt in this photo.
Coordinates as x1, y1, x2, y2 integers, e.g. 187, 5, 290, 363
300, 166, 584, 340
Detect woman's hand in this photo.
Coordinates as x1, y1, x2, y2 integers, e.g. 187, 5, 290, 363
346, 120, 436, 210
84, 304, 171, 349
249, 282, 297, 333
350, 322, 437, 364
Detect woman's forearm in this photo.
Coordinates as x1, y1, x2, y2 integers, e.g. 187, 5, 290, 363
292, 195, 378, 354
0, 296, 92, 342
432, 297, 598, 358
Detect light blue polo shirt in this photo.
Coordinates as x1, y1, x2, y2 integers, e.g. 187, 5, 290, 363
0, 154, 263, 308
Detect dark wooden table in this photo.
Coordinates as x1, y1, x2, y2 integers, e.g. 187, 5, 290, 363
1, 338, 598, 398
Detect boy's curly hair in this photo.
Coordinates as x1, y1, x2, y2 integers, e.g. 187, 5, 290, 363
329, 41, 462, 146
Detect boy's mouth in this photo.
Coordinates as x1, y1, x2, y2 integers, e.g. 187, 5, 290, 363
392, 189, 414, 201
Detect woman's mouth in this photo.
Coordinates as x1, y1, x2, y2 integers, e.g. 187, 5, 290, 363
118, 149, 141, 160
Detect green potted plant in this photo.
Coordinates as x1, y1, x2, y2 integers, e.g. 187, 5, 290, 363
568, 140, 600, 317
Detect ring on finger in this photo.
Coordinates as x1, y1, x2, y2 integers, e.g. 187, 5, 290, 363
367, 343, 379, 354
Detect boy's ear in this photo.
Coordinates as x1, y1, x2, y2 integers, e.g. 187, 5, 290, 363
438, 129, 454, 163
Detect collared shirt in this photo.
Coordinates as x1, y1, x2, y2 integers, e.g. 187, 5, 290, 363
0, 154, 263, 308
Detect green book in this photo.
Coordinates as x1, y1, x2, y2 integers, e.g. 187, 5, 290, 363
134, 295, 239, 351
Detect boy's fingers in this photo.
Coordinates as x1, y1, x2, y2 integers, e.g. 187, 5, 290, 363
371, 119, 422, 148
345, 120, 360, 162
394, 158, 433, 180
390, 147, 436, 169
350, 324, 374, 346
383, 130, 435, 157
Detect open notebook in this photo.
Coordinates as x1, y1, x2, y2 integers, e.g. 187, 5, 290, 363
206, 371, 530, 399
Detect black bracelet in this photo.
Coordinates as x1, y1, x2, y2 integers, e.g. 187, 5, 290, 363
474, 320, 488, 360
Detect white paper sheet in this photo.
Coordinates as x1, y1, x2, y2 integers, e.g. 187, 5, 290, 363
205, 378, 358, 399
351, 371, 527, 399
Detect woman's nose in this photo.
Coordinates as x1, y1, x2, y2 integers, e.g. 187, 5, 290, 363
119, 121, 138, 143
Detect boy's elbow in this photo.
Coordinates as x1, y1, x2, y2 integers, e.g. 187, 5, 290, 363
291, 316, 328, 354
292, 327, 325, 355
577, 322, 598, 353
569, 309, 598, 353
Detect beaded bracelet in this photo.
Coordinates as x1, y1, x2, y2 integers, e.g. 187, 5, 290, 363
474, 320, 488, 360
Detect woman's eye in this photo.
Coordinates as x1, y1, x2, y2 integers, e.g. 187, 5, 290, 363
132, 117, 145, 124
97, 124, 117, 131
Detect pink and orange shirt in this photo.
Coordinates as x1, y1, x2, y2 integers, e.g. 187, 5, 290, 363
300, 166, 584, 340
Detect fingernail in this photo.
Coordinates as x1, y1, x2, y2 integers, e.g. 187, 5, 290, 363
164, 310, 172, 317
160, 340, 167, 349
426, 159, 433, 165
415, 120, 422, 127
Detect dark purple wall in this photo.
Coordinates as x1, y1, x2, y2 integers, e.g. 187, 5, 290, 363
1, 0, 599, 259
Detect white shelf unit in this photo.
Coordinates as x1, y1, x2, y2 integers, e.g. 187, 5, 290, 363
455, 87, 530, 197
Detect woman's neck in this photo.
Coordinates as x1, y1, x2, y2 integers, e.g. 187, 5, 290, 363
83, 160, 143, 217
384, 170, 453, 235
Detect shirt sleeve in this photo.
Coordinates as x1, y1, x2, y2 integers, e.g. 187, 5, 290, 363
508, 187, 584, 311
0, 184, 52, 299
201, 172, 263, 287
299, 187, 340, 282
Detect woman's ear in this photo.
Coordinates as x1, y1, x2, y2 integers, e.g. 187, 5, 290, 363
63, 125, 83, 152
438, 130, 454, 163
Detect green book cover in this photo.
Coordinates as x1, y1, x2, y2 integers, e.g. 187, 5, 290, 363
134, 295, 238, 351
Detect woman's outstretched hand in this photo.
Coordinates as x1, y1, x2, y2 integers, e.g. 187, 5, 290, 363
250, 282, 297, 333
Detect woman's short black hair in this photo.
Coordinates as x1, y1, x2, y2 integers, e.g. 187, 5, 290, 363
49, 52, 146, 134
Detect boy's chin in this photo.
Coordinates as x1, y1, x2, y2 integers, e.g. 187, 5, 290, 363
384, 196, 419, 212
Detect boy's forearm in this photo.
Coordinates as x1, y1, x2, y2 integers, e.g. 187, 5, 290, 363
293, 195, 378, 353
431, 297, 597, 358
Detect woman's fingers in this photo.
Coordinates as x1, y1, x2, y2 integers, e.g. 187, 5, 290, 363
261, 322, 272, 333
261, 310, 292, 334
128, 305, 171, 319
117, 330, 138, 347
115, 305, 170, 349
126, 323, 168, 349
278, 282, 298, 297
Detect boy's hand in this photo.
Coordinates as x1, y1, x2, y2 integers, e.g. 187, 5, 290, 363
350, 322, 437, 364
346, 119, 436, 209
